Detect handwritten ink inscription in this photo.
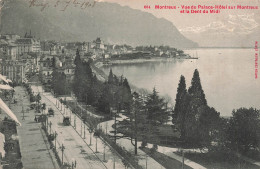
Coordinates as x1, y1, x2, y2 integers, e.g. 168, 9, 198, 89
29, 0, 97, 11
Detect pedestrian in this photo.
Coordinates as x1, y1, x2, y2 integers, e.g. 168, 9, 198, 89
72, 162, 74, 169
75, 160, 77, 168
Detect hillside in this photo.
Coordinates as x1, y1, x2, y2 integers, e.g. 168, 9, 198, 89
0, 0, 198, 48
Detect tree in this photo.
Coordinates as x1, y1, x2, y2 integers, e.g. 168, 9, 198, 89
41, 103, 46, 114
97, 83, 113, 114
88, 75, 102, 105
52, 71, 69, 95
82, 61, 94, 103
183, 69, 210, 146
177, 50, 184, 56
108, 69, 114, 85
188, 69, 207, 106
130, 92, 144, 155
51, 67, 59, 94
88, 119, 97, 145
73, 50, 94, 102
145, 88, 168, 125
73, 49, 84, 100
172, 75, 189, 139
174, 70, 220, 148
74, 49, 81, 66
35, 93, 41, 113
122, 159, 130, 169
120, 78, 132, 112
52, 56, 56, 68
35, 93, 41, 104
227, 108, 260, 153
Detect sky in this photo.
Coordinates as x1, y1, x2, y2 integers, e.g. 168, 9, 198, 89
100, 0, 260, 47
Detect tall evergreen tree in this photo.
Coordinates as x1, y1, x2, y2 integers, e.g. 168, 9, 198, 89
73, 49, 81, 98
82, 61, 94, 103
181, 69, 220, 147
108, 69, 114, 85
89, 75, 102, 105
188, 69, 207, 106
74, 49, 81, 66
97, 82, 113, 114
51, 56, 59, 94
173, 75, 189, 139
73, 50, 87, 101
121, 78, 132, 111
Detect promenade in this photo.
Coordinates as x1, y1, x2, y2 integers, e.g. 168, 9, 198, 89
31, 85, 126, 169
10, 86, 59, 169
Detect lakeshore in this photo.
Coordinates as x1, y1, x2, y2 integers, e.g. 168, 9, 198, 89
93, 58, 174, 104
98, 48, 260, 117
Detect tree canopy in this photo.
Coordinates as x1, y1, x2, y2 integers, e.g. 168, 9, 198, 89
145, 88, 168, 125
227, 108, 260, 153
173, 69, 220, 148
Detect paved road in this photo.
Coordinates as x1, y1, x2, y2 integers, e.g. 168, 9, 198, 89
31, 85, 126, 169
10, 86, 59, 169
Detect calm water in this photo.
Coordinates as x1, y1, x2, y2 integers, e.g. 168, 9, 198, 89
102, 49, 260, 116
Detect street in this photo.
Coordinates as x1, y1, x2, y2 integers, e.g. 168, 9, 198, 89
31, 85, 126, 169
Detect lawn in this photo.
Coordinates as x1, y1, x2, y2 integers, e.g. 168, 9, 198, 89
116, 118, 181, 148
141, 147, 192, 169
182, 151, 259, 169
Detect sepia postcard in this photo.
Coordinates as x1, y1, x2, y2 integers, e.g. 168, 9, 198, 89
0, 0, 259, 168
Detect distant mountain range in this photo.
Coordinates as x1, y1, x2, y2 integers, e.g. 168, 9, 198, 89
0, 0, 198, 48
180, 14, 260, 48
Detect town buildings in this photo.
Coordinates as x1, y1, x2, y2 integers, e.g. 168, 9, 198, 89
0, 33, 180, 85
0, 60, 26, 84
0, 33, 40, 83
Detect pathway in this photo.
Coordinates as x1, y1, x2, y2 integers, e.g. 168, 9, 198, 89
10, 86, 59, 169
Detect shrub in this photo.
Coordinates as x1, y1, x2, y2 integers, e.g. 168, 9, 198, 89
141, 140, 147, 148
151, 144, 158, 154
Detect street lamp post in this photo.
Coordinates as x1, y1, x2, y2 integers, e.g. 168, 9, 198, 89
103, 145, 106, 162
146, 155, 148, 169
74, 114, 76, 129
95, 136, 98, 153
54, 131, 58, 150
182, 150, 185, 169
83, 122, 86, 139
60, 144, 65, 165
22, 106, 25, 120
114, 102, 120, 143
105, 122, 108, 135
70, 109, 72, 124
113, 156, 115, 169
46, 116, 48, 131
49, 121, 52, 134
81, 110, 82, 136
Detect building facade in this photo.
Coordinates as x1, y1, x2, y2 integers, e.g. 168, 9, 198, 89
1, 60, 26, 84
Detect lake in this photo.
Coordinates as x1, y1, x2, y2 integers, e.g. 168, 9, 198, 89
101, 48, 260, 116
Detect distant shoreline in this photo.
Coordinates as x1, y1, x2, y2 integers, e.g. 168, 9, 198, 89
96, 57, 195, 67
184, 47, 255, 50
106, 57, 177, 65
92, 58, 175, 106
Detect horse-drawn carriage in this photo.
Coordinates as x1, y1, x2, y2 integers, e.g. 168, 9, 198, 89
48, 108, 54, 116
63, 116, 70, 126
34, 114, 47, 123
